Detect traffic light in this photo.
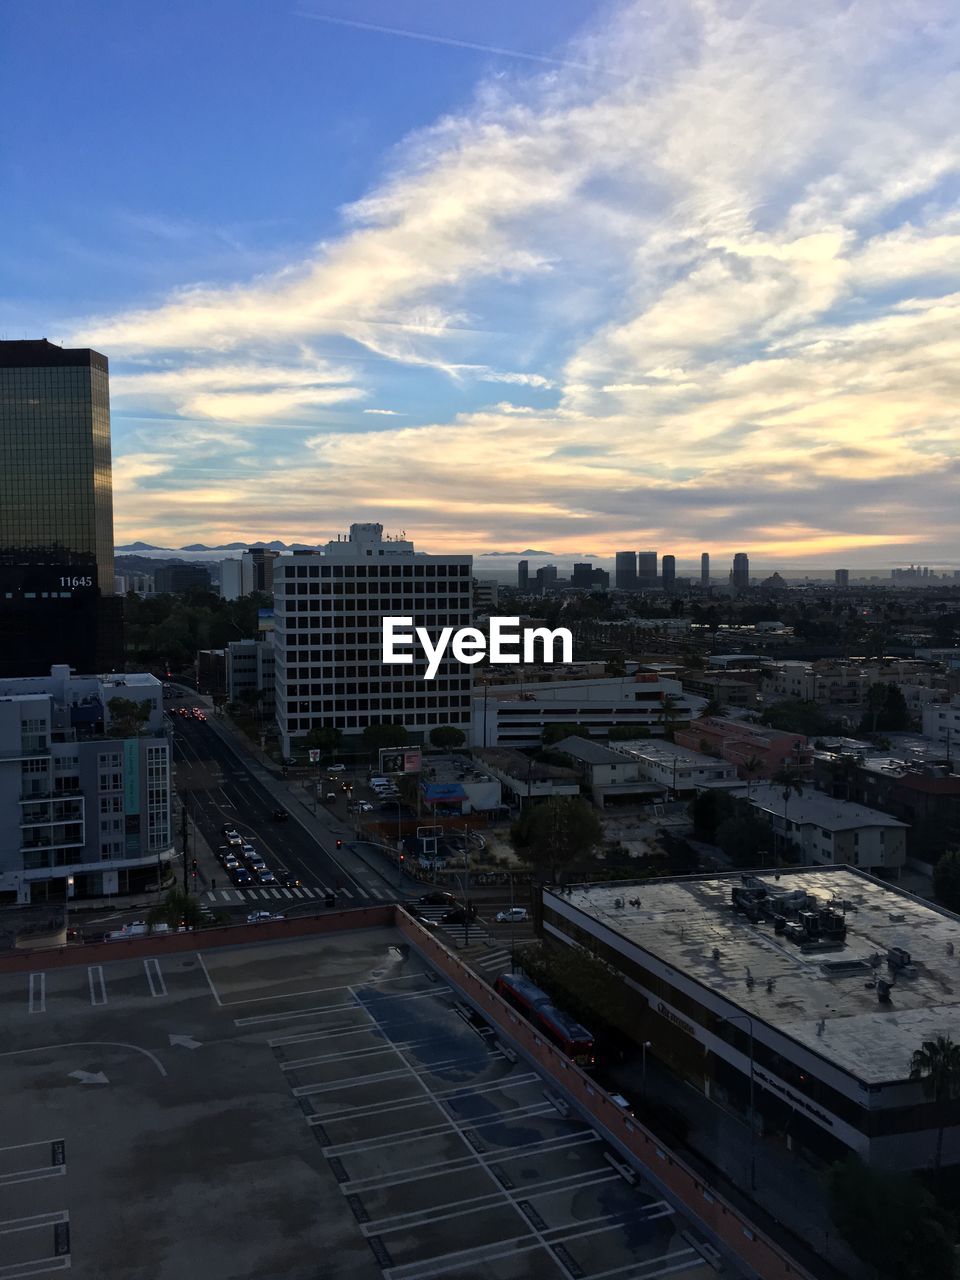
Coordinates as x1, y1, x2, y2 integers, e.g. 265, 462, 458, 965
191, 858, 198, 878
335, 839, 343, 849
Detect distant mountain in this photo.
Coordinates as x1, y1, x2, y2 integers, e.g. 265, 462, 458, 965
480, 549, 555, 557
116, 541, 165, 552
176, 539, 323, 552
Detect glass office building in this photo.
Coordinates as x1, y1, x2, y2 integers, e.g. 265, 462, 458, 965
0, 339, 123, 676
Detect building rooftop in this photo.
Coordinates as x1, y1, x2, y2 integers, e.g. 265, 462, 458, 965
562, 868, 960, 1083
624, 739, 731, 767
553, 736, 631, 765
474, 747, 580, 783
747, 785, 908, 831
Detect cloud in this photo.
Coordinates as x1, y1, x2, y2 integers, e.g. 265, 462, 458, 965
363, 408, 404, 416
74, 0, 960, 562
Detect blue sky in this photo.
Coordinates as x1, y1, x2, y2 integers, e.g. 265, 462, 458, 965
4, 1, 960, 566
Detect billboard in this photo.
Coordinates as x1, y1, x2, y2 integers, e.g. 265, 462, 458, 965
379, 747, 422, 775
308, 749, 321, 763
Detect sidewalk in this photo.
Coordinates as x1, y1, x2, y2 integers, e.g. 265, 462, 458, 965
603, 1053, 868, 1280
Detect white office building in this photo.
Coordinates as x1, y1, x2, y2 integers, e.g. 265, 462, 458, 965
273, 522, 472, 756
0, 666, 173, 903
923, 695, 960, 747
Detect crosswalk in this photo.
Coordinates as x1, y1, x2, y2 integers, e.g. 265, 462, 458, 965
203, 884, 364, 906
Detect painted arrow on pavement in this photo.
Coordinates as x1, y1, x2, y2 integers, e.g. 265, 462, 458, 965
68, 1070, 109, 1085
168, 1034, 202, 1049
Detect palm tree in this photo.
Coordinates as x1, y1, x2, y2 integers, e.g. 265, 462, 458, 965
910, 1033, 960, 1169
770, 764, 804, 861
658, 693, 684, 741
742, 754, 764, 801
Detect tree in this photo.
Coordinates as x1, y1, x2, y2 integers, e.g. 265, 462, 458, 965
608, 724, 649, 741
760, 700, 838, 737
429, 725, 466, 750
512, 796, 601, 882
658, 693, 684, 741
741, 753, 764, 800
147, 887, 205, 931
771, 764, 804, 860
859, 683, 912, 734
716, 809, 773, 868
827, 1156, 957, 1280
361, 722, 409, 754
933, 851, 960, 913
106, 696, 151, 738
304, 725, 342, 758
703, 697, 724, 718
910, 1034, 960, 1170
688, 788, 735, 841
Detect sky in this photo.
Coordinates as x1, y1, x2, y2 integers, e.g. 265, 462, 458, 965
4, 0, 960, 567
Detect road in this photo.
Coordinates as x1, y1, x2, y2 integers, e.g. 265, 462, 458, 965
168, 706, 391, 905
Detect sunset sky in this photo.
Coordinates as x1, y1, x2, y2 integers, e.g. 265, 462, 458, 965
5, 0, 960, 565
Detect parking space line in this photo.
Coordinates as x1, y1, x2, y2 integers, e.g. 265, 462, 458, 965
309, 1073, 541, 1123
554, 1246, 698, 1280
324, 1102, 556, 1158
0, 1211, 69, 1235
0, 1260, 72, 1279
196, 953, 222, 1007
143, 958, 167, 998
271, 1022, 408, 1050
28, 973, 45, 1015
0, 1140, 66, 1189
225, 972, 434, 1009
280, 1033, 439, 1069
87, 966, 106, 1007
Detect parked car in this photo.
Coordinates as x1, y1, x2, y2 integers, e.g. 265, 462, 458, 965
419, 891, 456, 905
327, 763, 345, 773
495, 908, 528, 923
271, 809, 288, 822
247, 911, 285, 924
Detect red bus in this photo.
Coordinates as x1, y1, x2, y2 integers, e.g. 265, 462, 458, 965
494, 972, 595, 1067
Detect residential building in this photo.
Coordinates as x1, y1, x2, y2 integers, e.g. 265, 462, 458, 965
622, 738, 740, 795
661, 554, 676, 591
674, 716, 812, 777
732, 552, 750, 591
0, 666, 172, 903
543, 869, 960, 1169
923, 695, 960, 748
700, 552, 710, 586
552, 736, 665, 808
472, 748, 580, 806
637, 551, 658, 588
273, 522, 472, 756
115, 572, 154, 596
472, 674, 695, 748
680, 669, 757, 708
154, 563, 211, 594
747, 783, 907, 871
0, 339, 123, 676
614, 551, 637, 592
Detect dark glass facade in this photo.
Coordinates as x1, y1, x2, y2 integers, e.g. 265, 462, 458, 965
0, 340, 123, 675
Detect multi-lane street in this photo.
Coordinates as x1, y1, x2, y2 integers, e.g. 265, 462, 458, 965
168, 702, 392, 906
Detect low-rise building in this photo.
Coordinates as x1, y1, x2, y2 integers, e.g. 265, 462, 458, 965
674, 716, 812, 777
472, 675, 694, 749
551, 736, 665, 808
472, 748, 580, 807
747, 784, 907, 872
0, 666, 173, 903
543, 868, 960, 1169
923, 694, 960, 747
622, 739, 740, 795
225, 637, 276, 713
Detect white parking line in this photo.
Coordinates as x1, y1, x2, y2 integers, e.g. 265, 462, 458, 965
28, 973, 45, 1015
87, 966, 106, 1007
143, 958, 166, 998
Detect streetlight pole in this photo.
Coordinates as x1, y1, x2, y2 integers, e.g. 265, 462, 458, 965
723, 1013, 757, 1191
642, 1039, 652, 1100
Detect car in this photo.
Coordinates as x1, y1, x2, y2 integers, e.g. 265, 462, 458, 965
442, 905, 479, 924
325, 792, 337, 802
356, 800, 374, 812
327, 763, 345, 773
240, 843, 256, 855
274, 866, 301, 888
419, 891, 456, 905
271, 809, 289, 822
222, 824, 239, 837
415, 915, 439, 929
256, 868, 277, 885
247, 910, 285, 924
222, 853, 240, 871
231, 867, 253, 887
247, 856, 267, 873
495, 908, 528, 923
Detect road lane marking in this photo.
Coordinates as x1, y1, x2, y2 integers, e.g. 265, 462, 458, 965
143, 959, 166, 998
196, 953, 222, 1007
87, 966, 106, 1007
28, 973, 45, 1015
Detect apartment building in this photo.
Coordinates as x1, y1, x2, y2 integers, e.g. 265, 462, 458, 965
747, 784, 907, 871
273, 522, 472, 756
0, 666, 172, 903
674, 716, 812, 777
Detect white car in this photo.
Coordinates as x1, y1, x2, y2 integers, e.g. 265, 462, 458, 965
495, 908, 528, 923
247, 911, 285, 924
327, 763, 345, 773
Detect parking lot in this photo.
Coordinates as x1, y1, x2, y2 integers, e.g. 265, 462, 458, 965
0, 928, 726, 1279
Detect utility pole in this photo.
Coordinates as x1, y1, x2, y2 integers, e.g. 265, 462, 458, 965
463, 831, 471, 947
180, 801, 189, 894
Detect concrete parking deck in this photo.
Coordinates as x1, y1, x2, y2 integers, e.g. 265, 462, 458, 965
0, 926, 723, 1280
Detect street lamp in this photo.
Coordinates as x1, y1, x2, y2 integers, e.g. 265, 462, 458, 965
722, 1013, 757, 1191
641, 1039, 652, 1099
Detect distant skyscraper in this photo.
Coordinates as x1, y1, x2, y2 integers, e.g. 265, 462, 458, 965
732, 552, 750, 591
535, 565, 558, 594
0, 339, 123, 676
572, 562, 594, 589
615, 551, 637, 591
701, 552, 710, 586
637, 550, 658, 588
661, 554, 676, 590
518, 560, 529, 591
835, 568, 850, 588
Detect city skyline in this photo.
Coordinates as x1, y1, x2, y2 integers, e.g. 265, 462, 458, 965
6, 1, 960, 561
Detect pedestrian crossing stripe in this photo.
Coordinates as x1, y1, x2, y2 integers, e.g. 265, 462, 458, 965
205, 884, 352, 905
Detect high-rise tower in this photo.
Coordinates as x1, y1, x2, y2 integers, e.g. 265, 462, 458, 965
701, 552, 710, 586
615, 551, 637, 591
0, 339, 123, 675
661, 554, 676, 590
732, 552, 750, 591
